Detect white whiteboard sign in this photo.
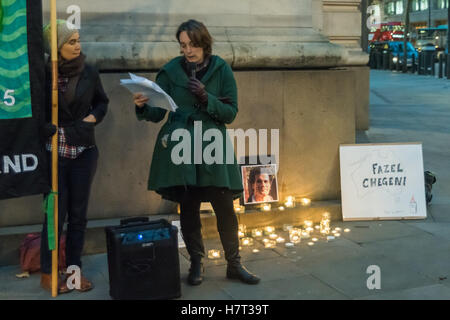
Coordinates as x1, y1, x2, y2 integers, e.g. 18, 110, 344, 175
339, 143, 427, 221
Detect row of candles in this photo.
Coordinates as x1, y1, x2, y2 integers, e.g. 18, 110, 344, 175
208, 213, 351, 259
234, 196, 311, 214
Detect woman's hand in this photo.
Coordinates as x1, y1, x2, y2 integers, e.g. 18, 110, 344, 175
188, 77, 208, 105
83, 114, 97, 123
134, 92, 149, 108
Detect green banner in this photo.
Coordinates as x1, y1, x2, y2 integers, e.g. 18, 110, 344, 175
0, 0, 32, 119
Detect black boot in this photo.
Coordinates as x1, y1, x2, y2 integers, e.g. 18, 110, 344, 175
182, 230, 205, 286
188, 258, 204, 286
219, 231, 261, 285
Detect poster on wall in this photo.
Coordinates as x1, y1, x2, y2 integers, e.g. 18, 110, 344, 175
0, 0, 50, 200
339, 143, 427, 221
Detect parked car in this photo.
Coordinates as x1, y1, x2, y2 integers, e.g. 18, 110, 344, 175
369, 41, 419, 67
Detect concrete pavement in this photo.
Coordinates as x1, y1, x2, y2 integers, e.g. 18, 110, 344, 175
1, 69, 450, 300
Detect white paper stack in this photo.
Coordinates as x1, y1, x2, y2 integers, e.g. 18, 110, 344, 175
120, 73, 178, 112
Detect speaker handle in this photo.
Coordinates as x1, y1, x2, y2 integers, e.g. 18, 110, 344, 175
120, 217, 149, 226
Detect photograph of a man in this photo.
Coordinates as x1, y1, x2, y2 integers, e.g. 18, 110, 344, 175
242, 164, 278, 205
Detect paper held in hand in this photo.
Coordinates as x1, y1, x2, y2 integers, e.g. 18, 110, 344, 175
120, 73, 178, 112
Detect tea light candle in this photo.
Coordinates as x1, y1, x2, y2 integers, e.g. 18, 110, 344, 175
305, 227, 314, 233
285, 196, 296, 208
300, 198, 311, 206
283, 224, 293, 232
335, 233, 341, 237
269, 233, 278, 240
262, 238, 269, 243
264, 226, 275, 235
326, 236, 335, 241
234, 205, 245, 213
208, 250, 221, 259
304, 220, 313, 228
278, 206, 285, 211
262, 204, 271, 211
312, 237, 318, 242
251, 228, 263, 238
264, 240, 277, 249
335, 227, 342, 232
285, 242, 294, 248
344, 228, 351, 233
252, 249, 260, 253
289, 234, 301, 244
241, 237, 254, 246
307, 242, 314, 246
301, 231, 310, 239
238, 224, 247, 238
276, 237, 285, 243
315, 225, 320, 230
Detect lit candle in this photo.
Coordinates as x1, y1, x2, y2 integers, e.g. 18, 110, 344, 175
252, 249, 260, 253
289, 229, 301, 244
269, 233, 278, 240
278, 206, 285, 211
264, 240, 277, 248
305, 227, 314, 233
208, 249, 221, 259
335, 227, 342, 232
304, 220, 313, 228
262, 204, 271, 211
276, 237, 285, 243
300, 198, 311, 206
326, 236, 335, 241
307, 242, 314, 246
344, 228, 351, 233
251, 228, 263, 238
285, 196, 296, 208
335, 233, 341, 237
312, 237, 318, 242
283, 224, 293, 232
315, 225, 320, 230
262, 238, 269, 243
238, 224, 247, 238
241, 237, 254, 246
264, 226, 275, 235
301, 231, 310, 239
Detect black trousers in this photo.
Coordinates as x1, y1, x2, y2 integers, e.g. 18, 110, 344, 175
40, 147, 98, 274
179, 186, 240, 263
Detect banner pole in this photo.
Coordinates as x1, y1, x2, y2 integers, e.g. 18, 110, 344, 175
50, 0, 59, 298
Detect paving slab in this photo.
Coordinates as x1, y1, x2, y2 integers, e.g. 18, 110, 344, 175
358, 284, 450, 300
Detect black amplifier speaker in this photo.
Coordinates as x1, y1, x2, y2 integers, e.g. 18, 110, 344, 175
105, 217, 181, 300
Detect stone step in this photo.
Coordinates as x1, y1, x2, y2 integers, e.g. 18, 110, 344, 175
0, 200, 341, 267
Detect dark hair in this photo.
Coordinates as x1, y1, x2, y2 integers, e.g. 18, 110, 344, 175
176, 19, 213, 56
248, 167, 274, 186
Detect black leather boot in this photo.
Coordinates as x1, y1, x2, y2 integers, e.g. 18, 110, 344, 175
219, 231, 261, 285
188, 258, 204, 286
182, 230, 205, 286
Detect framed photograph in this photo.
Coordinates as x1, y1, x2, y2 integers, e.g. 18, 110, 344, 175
241, 164, 279, 205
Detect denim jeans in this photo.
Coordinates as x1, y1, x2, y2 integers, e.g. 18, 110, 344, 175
40, 147, 98, 274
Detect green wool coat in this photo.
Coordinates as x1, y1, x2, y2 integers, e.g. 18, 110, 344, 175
136, 55, 243, 202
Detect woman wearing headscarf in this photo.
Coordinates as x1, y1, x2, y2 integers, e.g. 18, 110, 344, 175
133, 19, 260, 286
40, 20, 109, 293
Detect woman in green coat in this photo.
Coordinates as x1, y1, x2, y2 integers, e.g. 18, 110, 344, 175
133, 20, 260, 285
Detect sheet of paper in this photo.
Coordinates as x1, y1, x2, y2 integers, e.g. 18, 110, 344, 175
120, 73, 178, 112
